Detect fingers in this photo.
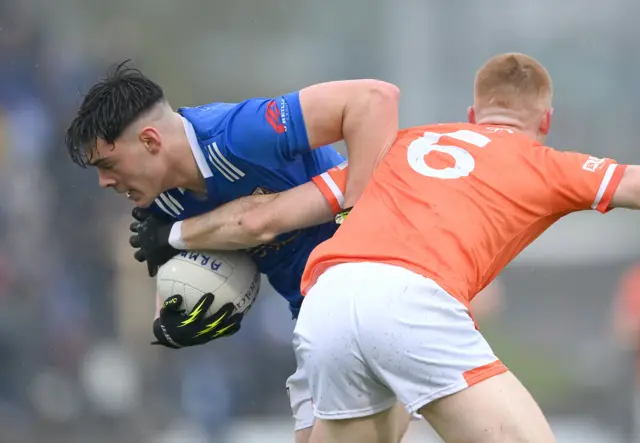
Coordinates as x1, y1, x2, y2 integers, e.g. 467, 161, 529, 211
217, 321, 241, 338
160, 294, 184, 313
130, 219, 144, 264
216, 307, 242, 329
134, 249, 146, 262
147, 261, 159, 277
192, 293, 217, 318
225, 313, 243, 327
212, 312, 243, 338
204, 302, 237, 325
132, 207, 151, 222
129, 234, 141, 248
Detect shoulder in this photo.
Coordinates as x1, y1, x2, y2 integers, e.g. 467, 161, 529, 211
178, 102, 239, 138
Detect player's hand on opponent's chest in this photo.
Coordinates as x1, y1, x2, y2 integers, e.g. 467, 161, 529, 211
152, 293, 242, 348
129, 208, 179, 277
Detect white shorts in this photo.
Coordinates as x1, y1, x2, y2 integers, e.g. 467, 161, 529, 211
294, 262, 507, 420
286, 335, 315, 431
286, 333, 422, 430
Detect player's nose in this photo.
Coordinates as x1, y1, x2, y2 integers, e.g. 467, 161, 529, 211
97, 169, 117, 189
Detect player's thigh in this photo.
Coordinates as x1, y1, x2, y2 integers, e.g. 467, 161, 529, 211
295, 427, 312, 443
419, 371, 556, 443
313, 402, 413, 443
317, 405, 398, 443
390, 402, 413, 443
305, 404, 410, 443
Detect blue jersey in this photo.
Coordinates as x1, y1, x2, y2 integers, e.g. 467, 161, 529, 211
149, 91, 345, 317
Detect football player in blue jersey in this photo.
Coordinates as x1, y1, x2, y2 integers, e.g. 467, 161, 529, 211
64, 62, 403, 443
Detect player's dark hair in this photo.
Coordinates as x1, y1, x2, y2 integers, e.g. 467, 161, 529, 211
65, 60, 165, 167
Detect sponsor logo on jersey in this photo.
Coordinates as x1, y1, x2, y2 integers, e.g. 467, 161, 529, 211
266, 100, 286, 133
582, 156, 606, 172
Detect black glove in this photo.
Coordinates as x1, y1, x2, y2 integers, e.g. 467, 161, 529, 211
152, 293, 243, 349
129, 207, 179, 277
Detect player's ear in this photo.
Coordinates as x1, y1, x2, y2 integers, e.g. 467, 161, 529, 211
467, 106, 476, 124
140, 127, 162, 154
539, 108, 553, 135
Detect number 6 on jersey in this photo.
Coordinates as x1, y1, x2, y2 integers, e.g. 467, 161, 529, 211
407, 130, 491, 180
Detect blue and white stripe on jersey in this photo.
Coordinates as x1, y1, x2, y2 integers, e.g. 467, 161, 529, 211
155, 191, 184, 218
205, 142, 245, 182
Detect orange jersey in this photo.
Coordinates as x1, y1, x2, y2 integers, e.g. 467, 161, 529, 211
302, 123, 626, 307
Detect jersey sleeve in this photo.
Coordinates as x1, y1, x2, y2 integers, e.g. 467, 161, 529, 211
225, 91, 311, 168
543, 148, 627, 214
311, 161, 348, 215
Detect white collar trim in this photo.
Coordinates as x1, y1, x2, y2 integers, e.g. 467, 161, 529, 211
181, 116, 212, 181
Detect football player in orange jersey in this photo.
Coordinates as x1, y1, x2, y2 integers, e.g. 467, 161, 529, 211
293, 52, 640, 443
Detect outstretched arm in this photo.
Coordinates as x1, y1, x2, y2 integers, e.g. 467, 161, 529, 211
610, 165, 640, 209
175, 180, 335, 251
132, 166, 349, 276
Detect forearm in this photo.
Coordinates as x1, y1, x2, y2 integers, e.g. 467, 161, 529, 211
178, 193, 279, 251
174, 181, 334, 251
611, 165, 640, 209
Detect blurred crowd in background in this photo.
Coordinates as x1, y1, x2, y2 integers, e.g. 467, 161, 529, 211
1, 0, 640, 441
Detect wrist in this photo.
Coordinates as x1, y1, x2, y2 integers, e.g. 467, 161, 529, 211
168, 221, 188, 250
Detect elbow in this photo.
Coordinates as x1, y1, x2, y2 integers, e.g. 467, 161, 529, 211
239, 212, 278, 246
364, 80, 400, 108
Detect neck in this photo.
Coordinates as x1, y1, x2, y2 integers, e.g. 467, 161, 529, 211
474, 105, 547, 142
166, 113, 207, 193
475, 115, 541, 142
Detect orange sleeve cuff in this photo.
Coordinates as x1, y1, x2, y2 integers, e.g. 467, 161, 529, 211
311, 165, 347, 215
596, 164, 626, 213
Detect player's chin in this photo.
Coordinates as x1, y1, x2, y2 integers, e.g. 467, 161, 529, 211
134, 198, 154, 208
128, 191, 154, 208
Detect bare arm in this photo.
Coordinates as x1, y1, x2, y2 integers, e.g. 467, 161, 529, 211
610, 165, 640, 209
299, 80, 399, 207
178, 181, 335, 251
